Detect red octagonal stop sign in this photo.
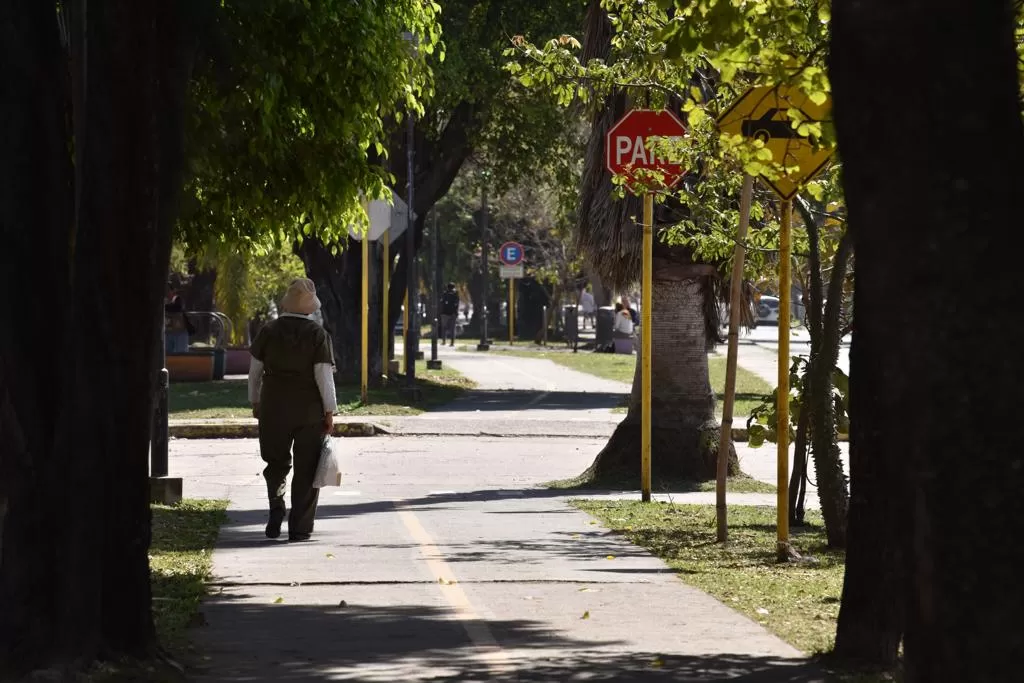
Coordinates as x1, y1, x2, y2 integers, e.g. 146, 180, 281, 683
605, 109, 687, 192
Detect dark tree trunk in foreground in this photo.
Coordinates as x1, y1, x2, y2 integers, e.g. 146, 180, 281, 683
1, 1, 194, 675
585, 264, 738, 484
0, 0, 75, 670
831, 0, 1024, 675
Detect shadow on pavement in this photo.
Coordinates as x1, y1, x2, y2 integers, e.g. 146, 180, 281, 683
425, 389, 626, 414
219, 487, 589, 530
190, 597, 830, 682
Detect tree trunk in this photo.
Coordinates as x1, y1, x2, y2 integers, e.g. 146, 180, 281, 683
587, 267, 612, 308
0, 0, 76, 672
584, 274, 738, 484
831, 0, 1023, 674
798, 202, 852, 549
2, 1, 194, 675
788, 397, 810, 526
184, 260, 216, 311
296, 237, 383, 384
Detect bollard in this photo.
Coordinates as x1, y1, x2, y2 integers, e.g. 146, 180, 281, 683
542, 305, 548, 346
477, 306, 490, 351
152, 368, 170, 478
427, 316, 443, 369
149, 365, 181, 504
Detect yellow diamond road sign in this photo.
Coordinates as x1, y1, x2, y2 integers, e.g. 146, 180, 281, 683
717, 85, 835, 200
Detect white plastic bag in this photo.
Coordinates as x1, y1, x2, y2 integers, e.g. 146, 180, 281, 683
313, 437, 341, 488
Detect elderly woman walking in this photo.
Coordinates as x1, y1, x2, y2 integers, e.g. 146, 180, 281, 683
248, 278, 337, 541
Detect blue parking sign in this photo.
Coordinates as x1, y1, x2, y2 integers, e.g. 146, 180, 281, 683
498, 241, 525, 266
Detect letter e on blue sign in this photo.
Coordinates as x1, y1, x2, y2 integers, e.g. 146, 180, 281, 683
498, 242, 525, 266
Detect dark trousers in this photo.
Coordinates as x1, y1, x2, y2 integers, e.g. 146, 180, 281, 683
440, 314, 457, 345
258, 419, 323, 536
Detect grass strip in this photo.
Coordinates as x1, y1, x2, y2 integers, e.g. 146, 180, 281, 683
571, 501, 844, 655
170, 360, 474, 419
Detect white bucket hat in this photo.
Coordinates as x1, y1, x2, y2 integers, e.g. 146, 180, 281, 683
280, 278, 321, 316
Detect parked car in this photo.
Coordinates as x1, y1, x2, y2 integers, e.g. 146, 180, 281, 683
718, 301, 758, 329
756, 295, 780, 325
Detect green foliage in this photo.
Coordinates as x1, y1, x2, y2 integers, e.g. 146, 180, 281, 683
505, 0, 839, 287
180, 0, 442, 251
434, 162, 582, 293
199, 245, 306, 343
746, 355, 849, 448
431, 0, 585, 198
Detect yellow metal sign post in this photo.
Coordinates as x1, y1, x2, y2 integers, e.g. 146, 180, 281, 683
507, 278, 516, 344
382, 230, 390, 383
361, 233, 370, 404
640, 192, 654, 502
403, 292, 409, 374
509, 279, 516, 344
718, 85, 834, 559
604, 108, 687, 504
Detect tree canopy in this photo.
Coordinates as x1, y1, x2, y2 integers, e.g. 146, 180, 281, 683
179, 0, 442, 249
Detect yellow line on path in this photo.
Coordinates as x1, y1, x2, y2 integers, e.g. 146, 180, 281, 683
393, 500, 514, 675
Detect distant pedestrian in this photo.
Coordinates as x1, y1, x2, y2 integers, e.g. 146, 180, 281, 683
579, 286, 596, 329
248, 278, 337, 542
621, 295, 639, 326
440, 282, 460, 347
164, 285, 194, 353
612, 302, 635, 354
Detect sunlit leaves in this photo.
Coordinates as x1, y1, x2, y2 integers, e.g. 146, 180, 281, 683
180, 0, 442, 253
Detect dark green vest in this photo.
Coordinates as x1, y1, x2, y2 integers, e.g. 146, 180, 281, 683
251, 316, 334, 425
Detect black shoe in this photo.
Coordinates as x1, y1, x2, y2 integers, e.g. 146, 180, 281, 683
288, 532, 312, 542
265, 508, 285, 539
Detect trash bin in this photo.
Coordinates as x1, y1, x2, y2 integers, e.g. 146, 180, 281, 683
563, 305, 578, 344
595, 306, 615, 347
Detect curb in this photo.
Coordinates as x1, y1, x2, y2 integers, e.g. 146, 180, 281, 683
167, 422, 846, 443
169, 422, 380, 439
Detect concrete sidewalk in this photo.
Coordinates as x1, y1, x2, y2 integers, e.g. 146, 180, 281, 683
180, 436, 825, 682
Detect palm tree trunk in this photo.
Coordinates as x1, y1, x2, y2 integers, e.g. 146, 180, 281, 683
585, 274, 738, 483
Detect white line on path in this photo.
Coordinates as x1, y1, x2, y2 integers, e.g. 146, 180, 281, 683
393, 499, 514, 676
489, 358, 557, 392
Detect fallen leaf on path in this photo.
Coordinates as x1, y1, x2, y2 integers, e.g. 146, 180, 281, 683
651, 658, 664, 668
578, 587, 593, 592
581, 611, 590, 620
273, 597, 284, 604
326, 553, 335, 559
605, 555, 616, 560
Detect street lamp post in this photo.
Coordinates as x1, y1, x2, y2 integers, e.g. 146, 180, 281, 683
427, 209, 443, 369
476, 180, 490, 352
402, 32, 420, 397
